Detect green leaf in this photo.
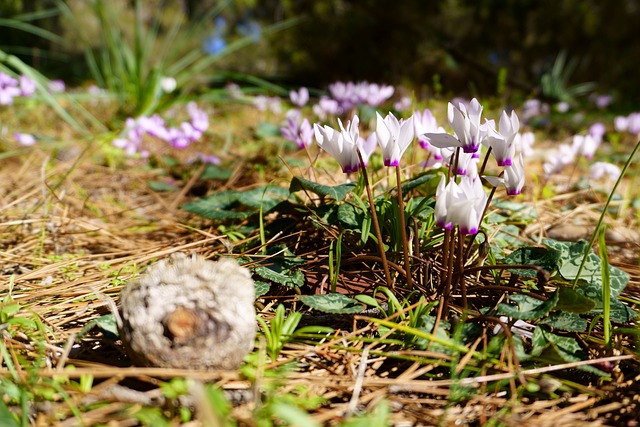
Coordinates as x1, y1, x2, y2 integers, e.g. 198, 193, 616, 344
504, 246, 560, 278
254, 281, 270, 297
487, 334, 529, 361
0, 303, 21, 319
94, 314, 119, 337
492, 224, 528, 250
256, 122, 282, 139
531, 328, 584, 362
79, 314, 119, 339
400, 171, 441, 193
538, 312, 587, 332
492, 199, 538, 221
577, 263, 630, 300
530, 328, 607, 376
290, 176, 356, 201
354, 294, 383, 310
544, 240, 600, 280
271, 402, 322, 427
555, 286, 597, 313
147, 180, 177, 192
234, 186, 290, 210
0, 400, 19, 427
299, 294, 364, 314
200, 164, 232, 180
587, 298, 637, 324
253, 266, 304, 288
181, 186, 289, 220
497, 291, 559, 321
181, 191, 253, 220
337, 203, 362, 228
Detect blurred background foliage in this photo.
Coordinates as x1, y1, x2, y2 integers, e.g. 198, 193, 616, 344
1, 0, 639, 109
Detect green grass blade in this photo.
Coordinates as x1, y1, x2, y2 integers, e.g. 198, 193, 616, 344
598, 228, 611, 346
0, 51, 96, 135
0, 19, 63, 43
573, 138, 640, 287
0, 400, 20, 427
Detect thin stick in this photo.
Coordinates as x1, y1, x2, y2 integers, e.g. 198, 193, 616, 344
395, 165, 413, 289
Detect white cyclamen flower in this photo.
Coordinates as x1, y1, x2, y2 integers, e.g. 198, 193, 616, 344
484, 110, 520, 166
375, 112, 415, 166
435, 175, 487, 235
314, 115, 367, 173
290, 87, 309, 107
589, 162, 621, 181
572, 134, 600, 159
485, 152, 525, 195
423, 98, 484, 154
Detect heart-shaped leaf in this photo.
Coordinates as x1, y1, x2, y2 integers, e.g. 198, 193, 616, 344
299, 294, 364, 314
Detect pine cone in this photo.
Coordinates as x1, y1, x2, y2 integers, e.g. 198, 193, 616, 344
118, 253, 256, 370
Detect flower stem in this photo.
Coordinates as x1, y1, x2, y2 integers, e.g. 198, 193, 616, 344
395, 165, 413, 289
358, 156, 393, 288
457, 229, 467, 310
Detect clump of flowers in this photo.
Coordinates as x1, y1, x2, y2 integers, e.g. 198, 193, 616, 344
0, 73, 37, 105
112, 102, 215, 162
310, 81, 395, 120
614, 112, 640, 137
253, 95, 282, 114
542, 123, 606, 177
309, 97, 529, 295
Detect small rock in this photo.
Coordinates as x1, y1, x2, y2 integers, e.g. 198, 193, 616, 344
118, 253, 256, 370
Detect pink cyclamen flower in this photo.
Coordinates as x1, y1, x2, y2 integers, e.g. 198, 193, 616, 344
281, 110, 313, 148
592, 94, 613, 109
48, 80, 65, 93
394, 96, 412, 112
363, 83, 394, 106
136, 115, 170, 141
312, 97, 341, 120
435, 175, 487, 235
521, 99, 549, 121
375, 112, 415, 166
190, 152, 221, 165
14, 132, 36, 146
253, 95, 282, 114
589, 122, 606, 140
627, 113, 640, 135
314, 115, 366, 173
19, 76, 36, 97
614, 116, 629, 133
556, 102, 570, 113
289, 87, 309, 107
187, 102, 209, 133
0, 73, 21, 105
